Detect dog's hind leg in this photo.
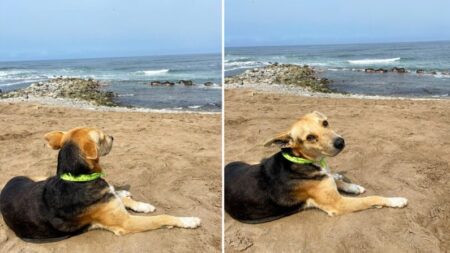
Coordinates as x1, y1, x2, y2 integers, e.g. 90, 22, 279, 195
85, 199, 200, 235
335, 180, 365, 195
306, 177, 407, 216
332, 173, 365, 195
115, 190, 156, 213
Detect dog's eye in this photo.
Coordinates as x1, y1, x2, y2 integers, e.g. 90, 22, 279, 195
322, 120, 328, 127
306, 134, 317, 142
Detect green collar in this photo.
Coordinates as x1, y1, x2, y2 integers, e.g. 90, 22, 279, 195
282, 152, 327, 168
60, 172, 105, 182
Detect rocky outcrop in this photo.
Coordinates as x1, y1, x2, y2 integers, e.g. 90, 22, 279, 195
391, 67, 406, 73
416, 69, 425, 74
0, 77, 117, 106
365, 68, 388, 73
204, 82, 214, 86
225, 64, 331, 93
149, 81, 175, 86
179, 80, 193, 86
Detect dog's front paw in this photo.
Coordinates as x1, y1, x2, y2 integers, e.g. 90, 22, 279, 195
179, 217, 201, 229
387, 197, 408, 208
133, 202, 156, 213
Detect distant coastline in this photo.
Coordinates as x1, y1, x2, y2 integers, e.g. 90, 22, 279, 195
0, 53, 222, 112
225, 41, 450, 98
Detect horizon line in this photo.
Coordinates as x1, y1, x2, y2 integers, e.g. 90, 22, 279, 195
225, 39, 450, 49
0, 50, 222, 63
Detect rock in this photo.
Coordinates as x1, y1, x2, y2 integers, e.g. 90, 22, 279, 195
416, 69, 425, 74
391, 67, 406, 73
204, 82, 214, 86
365, 68, 387, 73
162, 81, 175, 86
179, 80, 193, 86
149, 81, 161, 86
431, 71, 438, 75
225, 63, 331, 93
319, 78, 330, 85
0, 77, 118, 106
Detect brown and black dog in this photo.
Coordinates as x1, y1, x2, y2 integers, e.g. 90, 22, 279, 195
0, 127, 200, 240
225, 111, 408, 223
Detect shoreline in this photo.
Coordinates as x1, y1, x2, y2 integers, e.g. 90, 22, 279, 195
225, 83, 450, 101
0, 96, 220, 115
0, 77, 220, 114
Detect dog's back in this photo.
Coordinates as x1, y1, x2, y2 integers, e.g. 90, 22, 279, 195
0, 175, 111, 240
0, 176, 68, 239
224, 155, 303, 223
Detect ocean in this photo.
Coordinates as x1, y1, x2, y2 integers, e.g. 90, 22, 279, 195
0, 54, 222, 111
225, 41, 450, 98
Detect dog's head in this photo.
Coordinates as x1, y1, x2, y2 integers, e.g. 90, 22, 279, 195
44, 127, 114, 173
264, 111, 344, 160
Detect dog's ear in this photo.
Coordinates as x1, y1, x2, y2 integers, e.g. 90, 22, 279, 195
264, 132, 293, 148
312, 111, 326, 119
44, 131, 65, 150
82, 141, 98, 160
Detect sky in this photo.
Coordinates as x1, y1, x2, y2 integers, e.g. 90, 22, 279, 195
226, 0, 450, 47
0, 0, 221, 61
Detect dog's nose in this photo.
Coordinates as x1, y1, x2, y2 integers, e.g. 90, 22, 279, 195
333, 137, 345, 150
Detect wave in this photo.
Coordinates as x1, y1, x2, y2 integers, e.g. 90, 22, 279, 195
0, 79, 44, 87
225, 61, 268, 71
348, 57, 401, 65
135, 69, 170, 76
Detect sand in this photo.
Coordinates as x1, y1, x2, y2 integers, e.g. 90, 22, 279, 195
0, 101, 221, 253
225, 88, 450, 253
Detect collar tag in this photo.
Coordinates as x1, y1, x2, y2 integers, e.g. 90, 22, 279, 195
60, 172, 104, 182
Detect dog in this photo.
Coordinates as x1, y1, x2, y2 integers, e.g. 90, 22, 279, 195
0, 127, 201, 240
225, 111, 408, 223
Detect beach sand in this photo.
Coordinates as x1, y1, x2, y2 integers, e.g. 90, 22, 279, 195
0, 101, 221, 253
225, 88, 450, 253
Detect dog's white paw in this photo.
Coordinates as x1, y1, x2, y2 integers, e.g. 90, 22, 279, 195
179, 217, 201, 228
116, 190, 131, 198
388, 197, 408, 208
133, 202, 156, 213
333, 173, 344, 181
352, 184, 366, 194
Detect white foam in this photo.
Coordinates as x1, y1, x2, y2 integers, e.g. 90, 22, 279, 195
348, 57, 401, 65
0, 80, 42, 87
433, 72, 450, 79
224, 61, 268, 71
188, 105, 202, 109
136, 69, 170, 76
